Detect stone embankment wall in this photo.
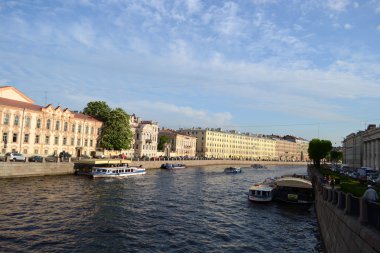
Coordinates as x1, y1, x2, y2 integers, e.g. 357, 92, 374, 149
310, 167, 380, 253
0, 160, 306, 178
129, 160, 306, 169
0, 162, 74, 178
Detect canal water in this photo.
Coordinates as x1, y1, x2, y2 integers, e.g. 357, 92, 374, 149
0, 165, 322, 252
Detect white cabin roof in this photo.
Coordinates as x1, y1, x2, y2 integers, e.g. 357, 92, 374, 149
275, 177, 312, 189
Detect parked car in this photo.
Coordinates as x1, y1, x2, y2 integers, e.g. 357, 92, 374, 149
28, 155, 44, 162
7, 152, 26, 162
80, 154, 91, 159
45, 155, 58, 162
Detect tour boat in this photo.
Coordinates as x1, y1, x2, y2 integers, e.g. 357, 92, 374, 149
224, 167, 242, 173
274, 176, 314, 205
90, 166, 146, 178
160, 163, 186, 169
248, 184, 276, 202
251, 164, 266, 169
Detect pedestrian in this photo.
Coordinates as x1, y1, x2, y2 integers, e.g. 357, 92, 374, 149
330, 178, 335, 190
362, 185, 379, 202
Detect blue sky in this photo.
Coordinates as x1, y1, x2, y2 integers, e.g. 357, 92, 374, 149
1, 0, 380, 145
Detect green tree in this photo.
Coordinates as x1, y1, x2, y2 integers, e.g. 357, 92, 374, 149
83, 101, 111, 122
330, 150, 343, 163
158, 135, 170, 151
99, 108, 133, 151
83, 101, 133, 151
308, 138, 333, 168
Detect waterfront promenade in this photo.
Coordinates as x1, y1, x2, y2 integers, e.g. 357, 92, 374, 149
0, 159, 306, 178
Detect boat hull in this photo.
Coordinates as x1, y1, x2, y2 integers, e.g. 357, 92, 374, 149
90, 166, 146, 178
248, 195, 273, 202
91, 171, 146, 178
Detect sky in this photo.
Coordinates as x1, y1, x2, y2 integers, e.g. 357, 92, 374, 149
1, 0, 380, 146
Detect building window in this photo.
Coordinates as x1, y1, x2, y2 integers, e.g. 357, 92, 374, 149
54, 136, 59, 145
36, 118, 41, 128
97, 128, 101, 135
78, 125, 82, 133
63, 137, 67, 145
35, 135, 40, 144
24, 134, 29, 143
14, 115, 19, 126
85, 139, 88, 146
3, 133, 8, 144
55, 121, 60, 131
46, 119, 51, 130
85, 126, 89, 134
71, 138, 74, 146
64, 122, 68, 131
72, 124, 75, 132
4, 114, 9, 125
13, 133, 17, 143
77, 139, 81, 146
90, 140, 93, 147
25, 117, 31, 127
44, 150, 48, 155
34, 149, 38, 154
45, 136, 50, 145
91, 127, 94, 134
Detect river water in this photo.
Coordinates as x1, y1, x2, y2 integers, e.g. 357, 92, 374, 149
0, 165, 322, 252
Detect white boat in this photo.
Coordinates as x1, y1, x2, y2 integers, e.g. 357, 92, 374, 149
224, 167, 242, 173
90, 166, 146, 178
248, 182, 276, 202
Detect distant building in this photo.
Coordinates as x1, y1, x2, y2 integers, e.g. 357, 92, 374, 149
177, 128, 276, 160
119, 114, 158, 159
158, 128, 197, 157
343, 124, 380, 170
0, 86, 102, 157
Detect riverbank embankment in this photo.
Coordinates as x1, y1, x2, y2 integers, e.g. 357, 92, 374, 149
309, 166, 380, 253
0, 160, 307, 178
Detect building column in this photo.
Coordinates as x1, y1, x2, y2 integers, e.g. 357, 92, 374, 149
369, 140, 375, 168
377, 139, 380, 171
366, 142, 370, 167
363, 142, 367, 167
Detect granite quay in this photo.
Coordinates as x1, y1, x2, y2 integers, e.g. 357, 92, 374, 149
0, 158, 307, 178
308, 166, 380, 253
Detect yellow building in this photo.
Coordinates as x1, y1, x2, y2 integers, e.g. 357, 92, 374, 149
178, 128, 276, 160
0, 86, 102, 157
158, 128, 197, 157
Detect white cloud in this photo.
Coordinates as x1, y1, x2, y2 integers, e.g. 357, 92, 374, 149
71, 21, 95, 47
251, 0, 277, 4
344, 23, 352, 29
326, 0, 350, 12
185, 0, 202, 14
122, 100, 233, 127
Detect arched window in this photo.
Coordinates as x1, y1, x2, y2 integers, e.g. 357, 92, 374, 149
46, 119, 51, 129
14, 115, 19, 126
64, 122, 68, 131
36, 118, 41, 128
25, 117, 31, 127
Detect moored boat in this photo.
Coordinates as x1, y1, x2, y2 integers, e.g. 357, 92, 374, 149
251, 164, 266, 169
90, 166, 146, 178
160, 163, 186, 169
248, 184, 276, 202
224, 167, 242, 173
274, 176, 314, 205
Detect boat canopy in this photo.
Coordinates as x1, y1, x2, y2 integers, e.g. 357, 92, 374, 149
275, 177, 312, 189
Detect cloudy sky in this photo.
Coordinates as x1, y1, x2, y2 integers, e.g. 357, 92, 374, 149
1, 0, 380, 145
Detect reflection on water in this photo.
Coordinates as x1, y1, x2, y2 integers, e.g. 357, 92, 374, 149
0, 165, 322, 252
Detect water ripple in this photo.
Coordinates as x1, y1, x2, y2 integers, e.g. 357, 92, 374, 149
0, 165, 322, 252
